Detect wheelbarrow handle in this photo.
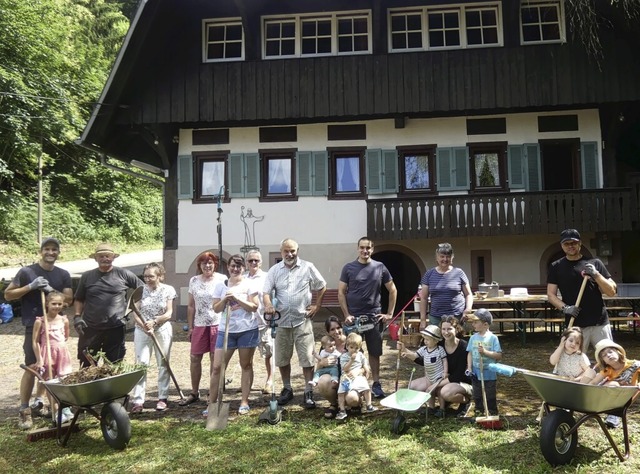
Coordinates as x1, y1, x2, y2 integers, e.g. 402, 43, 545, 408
21, 363, 46, 382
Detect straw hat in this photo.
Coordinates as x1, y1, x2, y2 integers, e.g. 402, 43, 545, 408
90, 243, 120, 259
420, 325, 442, 341
594, 339, 626, 368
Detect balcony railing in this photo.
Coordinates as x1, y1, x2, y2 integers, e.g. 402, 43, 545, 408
366, 189, 634, 240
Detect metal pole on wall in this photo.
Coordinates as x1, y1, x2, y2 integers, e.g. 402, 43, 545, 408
216, 186, 224, 265
37, 143, 43, 244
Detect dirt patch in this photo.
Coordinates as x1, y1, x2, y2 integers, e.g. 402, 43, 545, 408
2, 313, 640, 426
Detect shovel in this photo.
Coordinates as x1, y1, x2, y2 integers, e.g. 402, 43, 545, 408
206, 305, 232, 430
476, 351, 501, 428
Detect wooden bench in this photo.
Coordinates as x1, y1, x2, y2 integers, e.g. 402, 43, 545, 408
312, 288, 342, 317
609, 316, 639, 334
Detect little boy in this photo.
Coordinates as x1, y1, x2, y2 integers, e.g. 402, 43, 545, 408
466, 308, 502, 417
309, 335, 341, 388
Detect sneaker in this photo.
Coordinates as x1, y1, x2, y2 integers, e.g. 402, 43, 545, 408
371, 381, 386, 399
30, 398, 44, 411
434, 408, 445, 418
457, 403, 470, 419
335, 410, 348, 420
277, 387, 294, 406
61, 407, 74, 424
19, 408, 33, 430
304, 390, 316, 408
365, 405, 378, 413
156, 400, 168, 411
130, 404, 144, 414
605, 414, 621, 429
238, 405, 250, 415
262, 382, 273, 395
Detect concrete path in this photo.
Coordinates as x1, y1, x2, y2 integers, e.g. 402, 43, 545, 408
0, 249, 163, 280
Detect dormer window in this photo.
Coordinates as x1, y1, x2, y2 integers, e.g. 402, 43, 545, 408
520, 0, 565, 44
203, 18, 244, 62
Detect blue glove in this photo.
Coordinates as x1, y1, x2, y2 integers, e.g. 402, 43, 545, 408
583, 263, 598, 278
28, 276, 49, 291
562, 305, 581, 317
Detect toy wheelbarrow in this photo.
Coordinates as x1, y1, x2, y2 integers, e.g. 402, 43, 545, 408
489, 363, 640, 466
22, 365, 145, 450
380, 369, 433, 434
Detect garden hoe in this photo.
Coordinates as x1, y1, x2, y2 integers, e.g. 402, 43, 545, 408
475, 352, 502, 429
258, 311, 284, 425
206, 305, 232, 430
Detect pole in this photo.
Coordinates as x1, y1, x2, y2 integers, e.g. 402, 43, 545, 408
37, 144, 43, 244
216, 186, 224, 265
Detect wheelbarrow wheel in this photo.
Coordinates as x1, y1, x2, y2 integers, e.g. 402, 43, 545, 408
391, 414, 406, 435
100, 402, 131, 450
540, 409, 577, 466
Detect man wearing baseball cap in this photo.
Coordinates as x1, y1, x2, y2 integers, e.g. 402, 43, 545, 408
4, 237, 72, 429
74, 243, 143, 367
547, 229, 617, 353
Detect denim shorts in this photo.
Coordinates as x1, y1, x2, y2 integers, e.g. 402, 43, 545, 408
216, 327, 259, 350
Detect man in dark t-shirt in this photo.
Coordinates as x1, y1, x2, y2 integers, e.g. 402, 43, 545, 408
338, 237, 397, 398
74, 243, 142, 367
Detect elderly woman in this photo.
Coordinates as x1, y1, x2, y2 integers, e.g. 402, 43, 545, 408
316, 316, 362, 419
179, 252, 227, 406
209, 254, 259, 415
419, 242, 473, 330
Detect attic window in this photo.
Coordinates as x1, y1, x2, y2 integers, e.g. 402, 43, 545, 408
520, 0, 565, 44
203, 19, 244, 62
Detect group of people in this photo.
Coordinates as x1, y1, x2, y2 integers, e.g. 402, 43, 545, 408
5, 227, 639, 430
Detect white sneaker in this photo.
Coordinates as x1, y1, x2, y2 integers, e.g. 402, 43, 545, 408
61, 407, 74, 424
605, 414, 621, 429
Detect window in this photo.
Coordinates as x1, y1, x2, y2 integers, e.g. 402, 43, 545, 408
203, 19, 244, 62
520, 0, 564, 44
389, 4, 502, 52
469, 143, 507, 191
263, 11, 371, 58
329, 148, 365, 199
261, 150, 296, 201
194, 153, 227, 202
398, 146, 436, 195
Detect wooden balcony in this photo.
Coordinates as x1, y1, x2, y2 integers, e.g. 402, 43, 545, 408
366, 188, 635, 240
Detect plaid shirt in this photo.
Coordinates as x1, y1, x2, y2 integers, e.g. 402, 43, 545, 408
263, 258, 326, 328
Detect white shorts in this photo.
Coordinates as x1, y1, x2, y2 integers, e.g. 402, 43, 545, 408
258, 326, 273, 358
581, 324, 613, 356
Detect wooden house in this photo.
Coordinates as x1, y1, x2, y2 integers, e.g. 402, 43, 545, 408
79, 0, 640, 314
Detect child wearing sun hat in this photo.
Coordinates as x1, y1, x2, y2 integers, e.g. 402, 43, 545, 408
584, 339, 640, 387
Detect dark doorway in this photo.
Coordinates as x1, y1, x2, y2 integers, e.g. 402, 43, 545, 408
541, 140, 579, 190
373, 251, 421, 315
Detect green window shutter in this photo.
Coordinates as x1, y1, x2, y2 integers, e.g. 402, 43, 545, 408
581, 142, 599, 189
507, 145, 525, 189
296, 151, 313, 196
382, 149, 398, 193
228, 153, 245, 197
436, 147, 453, 190
366, 149, 382, 194
452, 147, 469, 190
524, 143, 541, 191
177, 154, 193, 199
244, 153, 260, 197
312, 151, 328, 195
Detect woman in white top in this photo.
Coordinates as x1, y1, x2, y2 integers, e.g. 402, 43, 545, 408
210, 254, 259, 414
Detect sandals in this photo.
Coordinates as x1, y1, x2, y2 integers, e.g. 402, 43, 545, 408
130, 404, 143, 414
178, 392, 200, 406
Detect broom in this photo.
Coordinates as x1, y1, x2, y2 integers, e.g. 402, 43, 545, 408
475, 350, 501, 429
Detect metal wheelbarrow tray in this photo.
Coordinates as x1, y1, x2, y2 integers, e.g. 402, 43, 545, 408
380, 388, 431, 434
492, 364, 640, 466
23, 365, 145, 449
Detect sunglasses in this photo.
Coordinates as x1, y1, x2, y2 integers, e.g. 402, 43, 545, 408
248, 259, 260, 263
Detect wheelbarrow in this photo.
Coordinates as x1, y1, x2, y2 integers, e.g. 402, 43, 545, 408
489, 363, 640, 466
380, 370, 434, 434
22, 365, 145, 450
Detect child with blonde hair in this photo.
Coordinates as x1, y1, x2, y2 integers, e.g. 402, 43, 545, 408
335, 333, 376, 420
549, 327, 591, 380
309, 335, 341, 388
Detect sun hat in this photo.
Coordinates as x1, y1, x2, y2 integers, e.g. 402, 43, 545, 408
467, 308, 493, 325
90, 243, 120, 259
560, 229, 581, 243
420, 324, 442, 341
594, 339, 626, 367
40, 237, 60, 249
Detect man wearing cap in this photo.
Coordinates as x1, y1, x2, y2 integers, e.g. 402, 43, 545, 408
547, 229, 617, 354
4, 237, 72, 429
74, 243, 143, 367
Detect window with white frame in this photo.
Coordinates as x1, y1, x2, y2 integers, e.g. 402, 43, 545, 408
329, 148, 365, 199
520, 0, 564, 44
389, 4, 501, 52
263, 11, 371, 58
203, 19, 244, 62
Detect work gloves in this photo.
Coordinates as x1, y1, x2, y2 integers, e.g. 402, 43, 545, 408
583, 263, 599, 278
562, 305, 581, 317
28, 276, 50, 291
73, 316, 87, 336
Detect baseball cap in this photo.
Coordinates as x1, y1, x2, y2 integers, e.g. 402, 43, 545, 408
420, 324, 442, 341
40, 237, 60, 249
560, 229, 581, 243
467, 308, 493, 325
